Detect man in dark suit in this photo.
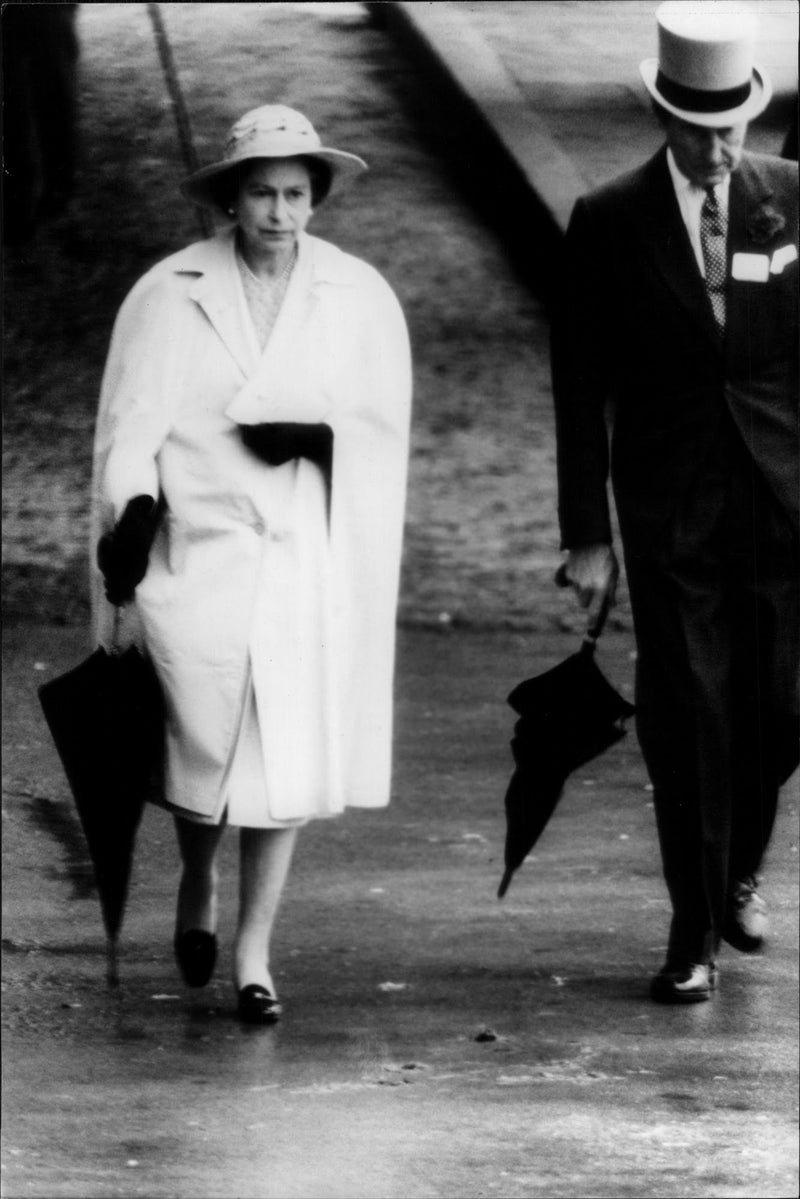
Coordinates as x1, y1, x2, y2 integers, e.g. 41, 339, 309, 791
552, 1, 799, 1003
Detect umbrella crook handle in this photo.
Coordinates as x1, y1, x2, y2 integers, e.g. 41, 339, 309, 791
554, 562, 614, 651
110, 604, 132, 656
111, 606, 123, 655
582, 589, 613, 651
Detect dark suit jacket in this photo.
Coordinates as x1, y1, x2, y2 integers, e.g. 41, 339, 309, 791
551, 147, 799, 555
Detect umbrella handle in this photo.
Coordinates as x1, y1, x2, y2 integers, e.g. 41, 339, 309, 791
583, 588, 613, 649
110, 604, 133, 656
112, 606, 122, 651
554, 563, 613, 649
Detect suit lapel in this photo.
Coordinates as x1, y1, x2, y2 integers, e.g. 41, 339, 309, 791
725, 155, 779, 367
632, 148, 721, 348
727, 154, 775, 256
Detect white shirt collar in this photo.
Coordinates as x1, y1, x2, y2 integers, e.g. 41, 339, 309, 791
665, 148, 732, 278
666, 147, 730, 207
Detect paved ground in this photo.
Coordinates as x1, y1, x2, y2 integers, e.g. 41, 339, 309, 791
3, 3, 799, 1197
3, 623, 799, 1199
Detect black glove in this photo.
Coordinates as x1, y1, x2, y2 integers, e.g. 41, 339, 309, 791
97, 495, 161, 606
240, 422, 333, 473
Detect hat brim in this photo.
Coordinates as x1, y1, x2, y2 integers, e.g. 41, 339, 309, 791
180, 148, 368, 210
639, 58, 772, 127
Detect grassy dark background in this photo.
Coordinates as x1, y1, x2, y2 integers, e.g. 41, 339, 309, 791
4, 1, 566, 631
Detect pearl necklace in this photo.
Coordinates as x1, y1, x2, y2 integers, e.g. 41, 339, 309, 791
238, 246, 297, 289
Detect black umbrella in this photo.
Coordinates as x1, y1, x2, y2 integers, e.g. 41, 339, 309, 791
497, 587, 634, 898
38, 632, 164, 982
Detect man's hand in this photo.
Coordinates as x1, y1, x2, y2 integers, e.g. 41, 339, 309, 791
560, 543, 619, 626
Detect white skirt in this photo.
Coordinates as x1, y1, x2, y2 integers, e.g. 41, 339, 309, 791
223, 685, 307, 830
162, 683, 307, 829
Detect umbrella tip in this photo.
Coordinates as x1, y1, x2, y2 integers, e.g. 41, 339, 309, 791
106, 938, 120, 988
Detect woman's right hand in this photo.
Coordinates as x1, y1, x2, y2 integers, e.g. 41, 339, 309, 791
97, 494, 160, 605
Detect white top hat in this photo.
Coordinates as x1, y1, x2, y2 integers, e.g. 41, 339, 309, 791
640, 1, 772, 127
181, 105, 367, 210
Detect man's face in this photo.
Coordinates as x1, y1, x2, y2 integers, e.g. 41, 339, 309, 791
666, 116, 748, 188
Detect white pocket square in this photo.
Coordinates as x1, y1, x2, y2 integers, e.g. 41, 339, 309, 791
770, 244, 798, 275
732, 253, 770, 282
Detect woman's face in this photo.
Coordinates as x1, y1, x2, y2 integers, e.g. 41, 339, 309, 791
232, 158, 314, 255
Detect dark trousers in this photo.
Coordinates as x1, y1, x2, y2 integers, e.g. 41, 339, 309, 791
623, 419, 799, 964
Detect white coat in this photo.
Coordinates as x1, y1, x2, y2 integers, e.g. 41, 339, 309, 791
91, 229, 411, 824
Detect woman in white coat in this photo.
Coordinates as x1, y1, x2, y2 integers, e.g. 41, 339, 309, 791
91, 105, 412, 1024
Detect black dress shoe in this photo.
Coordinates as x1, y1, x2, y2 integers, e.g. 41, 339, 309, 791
650, 961, 718, 1004
723, 877, 767, 953
237, 984, 283, 1025
174, 929, 218, 987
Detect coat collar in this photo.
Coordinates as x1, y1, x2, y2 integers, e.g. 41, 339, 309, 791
170, 230, 357, 376
171, 227, 360, 287
176, 229, 252, 375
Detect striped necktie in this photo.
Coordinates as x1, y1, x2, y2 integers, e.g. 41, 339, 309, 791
700, 187, 727, 335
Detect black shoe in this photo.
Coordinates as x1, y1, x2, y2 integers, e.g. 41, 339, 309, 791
723, 877, 767, 953
174, 929, 218, 987
237, 984, 283, 1025
650, 961, 718, 1004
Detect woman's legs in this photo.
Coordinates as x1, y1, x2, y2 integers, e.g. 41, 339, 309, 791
173, 815, 298, 997
173, 815, 225, 934
234, 826, 299, 994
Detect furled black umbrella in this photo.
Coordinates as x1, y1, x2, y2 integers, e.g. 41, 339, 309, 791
497, 588, 634, 898
38, 634, 164, 982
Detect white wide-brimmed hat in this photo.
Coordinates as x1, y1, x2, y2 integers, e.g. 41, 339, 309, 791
640, 1, 772, 127
181, 105, 367, 209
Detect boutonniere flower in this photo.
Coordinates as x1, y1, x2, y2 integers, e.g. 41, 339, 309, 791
747, 204, 785, 245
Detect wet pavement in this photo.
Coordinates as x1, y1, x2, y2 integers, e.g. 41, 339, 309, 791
3, 624, 799, 1198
